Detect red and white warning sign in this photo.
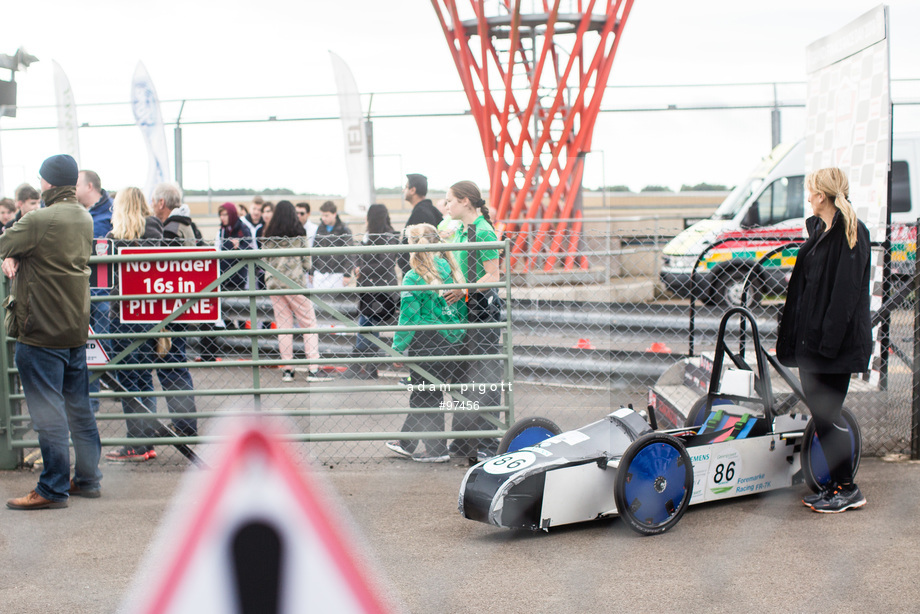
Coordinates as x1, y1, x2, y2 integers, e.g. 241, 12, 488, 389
118, 247, 220, 323
86, 325, 109, 366
124, 425, 391, 614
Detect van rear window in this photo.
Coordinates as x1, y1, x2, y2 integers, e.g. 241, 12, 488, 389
891, 161, 910, 213
756, 175, 804, 226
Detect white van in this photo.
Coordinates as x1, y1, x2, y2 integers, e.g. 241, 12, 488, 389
660, 136, 920, 306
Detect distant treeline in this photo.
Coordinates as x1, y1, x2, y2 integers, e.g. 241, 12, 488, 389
183, 183, 729, 197
598, 182, 729, 193
376, 184, 732, 195
183, 188, 298, 197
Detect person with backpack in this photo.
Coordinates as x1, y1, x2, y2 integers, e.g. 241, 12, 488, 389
151, 183, 204, 247
147, 182, 199, 438
443, 180, 503, 462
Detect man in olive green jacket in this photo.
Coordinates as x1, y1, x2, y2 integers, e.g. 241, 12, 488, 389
2, 154, 102, 510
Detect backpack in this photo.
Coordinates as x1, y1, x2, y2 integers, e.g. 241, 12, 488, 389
164, 218, 205, 247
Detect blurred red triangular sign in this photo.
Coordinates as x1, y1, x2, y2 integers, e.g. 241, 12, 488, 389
128, 426, 391, 614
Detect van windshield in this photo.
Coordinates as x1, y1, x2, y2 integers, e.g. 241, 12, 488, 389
713, 178, 762, 220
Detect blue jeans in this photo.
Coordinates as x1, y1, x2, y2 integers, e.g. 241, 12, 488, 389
110, 318, 158, 440
355, 314, 383, 354
155, 334, 198, 436
15, 342, 102, 502
88, 289, 111, 412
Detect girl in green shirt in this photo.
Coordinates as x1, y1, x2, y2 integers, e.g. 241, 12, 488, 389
386, 224, 466, 462
444, 180, 503, 461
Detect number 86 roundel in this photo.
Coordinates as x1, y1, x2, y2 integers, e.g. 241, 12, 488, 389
483, 451, 537, 475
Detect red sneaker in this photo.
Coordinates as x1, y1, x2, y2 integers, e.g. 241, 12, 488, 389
105, 445, 154, 462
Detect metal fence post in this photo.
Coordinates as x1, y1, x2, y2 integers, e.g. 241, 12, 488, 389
503, 240, 515, 427
605, 217, 612, 281
248, 260, 262, 412
912, 220, 920, 460
0, 278, 18, 468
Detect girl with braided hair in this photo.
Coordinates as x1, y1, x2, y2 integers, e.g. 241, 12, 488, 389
444, 180, 503, 461
777, 167, 871, 513
385, 224, 467, 462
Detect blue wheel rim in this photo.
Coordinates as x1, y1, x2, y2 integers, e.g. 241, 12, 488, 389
623, 442, 687, 527
809, 426, 858, 487
506, 427, 556, 452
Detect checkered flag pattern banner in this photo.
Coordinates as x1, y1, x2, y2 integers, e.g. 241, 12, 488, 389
806, 5, 891, 392
805, 5, 891, 241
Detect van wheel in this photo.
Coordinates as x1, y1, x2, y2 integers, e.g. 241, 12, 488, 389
715, 269, 762, 307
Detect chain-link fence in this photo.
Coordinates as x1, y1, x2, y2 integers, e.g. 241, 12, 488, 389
1, 222, 917, 467
0, 240, 513, 468
499, 219, 918, 460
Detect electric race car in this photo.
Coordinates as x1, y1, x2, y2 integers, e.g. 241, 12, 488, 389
459, 307, 861, 535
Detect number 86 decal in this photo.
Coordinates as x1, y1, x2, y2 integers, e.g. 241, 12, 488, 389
483, 451, 537, 475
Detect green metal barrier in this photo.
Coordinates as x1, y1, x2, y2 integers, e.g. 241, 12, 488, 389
0, 240, 514, 467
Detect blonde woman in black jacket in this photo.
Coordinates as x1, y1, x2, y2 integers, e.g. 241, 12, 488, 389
777, 167, 870, 513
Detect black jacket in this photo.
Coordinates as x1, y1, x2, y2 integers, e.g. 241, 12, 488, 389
356, 231, 399, 321
397, 199, 443, 273
776, 212, 871, 373
312, 216, 353, 275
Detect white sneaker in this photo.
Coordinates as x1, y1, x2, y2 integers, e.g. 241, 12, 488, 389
385, 441, 413, 458
306, 369, 333, 382
282, 369, 295, 382
411, 451, 450, 463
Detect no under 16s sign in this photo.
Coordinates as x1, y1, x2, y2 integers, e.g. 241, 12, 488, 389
119, 247, 220, 323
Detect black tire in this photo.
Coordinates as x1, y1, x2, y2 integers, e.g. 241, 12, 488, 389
614, 433, 693, 536
497, 417, 563, 454
801, 407, 862, 493
684, 396, 710, 428
714, 267, 762, 308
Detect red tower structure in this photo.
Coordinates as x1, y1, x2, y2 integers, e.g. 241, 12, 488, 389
431, 0, 634, 272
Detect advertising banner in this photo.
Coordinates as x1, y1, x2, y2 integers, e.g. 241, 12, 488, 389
131, 62, 170, 201
118, 247, 220, 323
329, 51, 372, 217
52, 60, 81, 164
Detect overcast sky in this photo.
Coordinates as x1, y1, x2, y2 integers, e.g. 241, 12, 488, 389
1, 0, 918, 200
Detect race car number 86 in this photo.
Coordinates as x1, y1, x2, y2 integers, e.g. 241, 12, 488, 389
483, 451, 537, 475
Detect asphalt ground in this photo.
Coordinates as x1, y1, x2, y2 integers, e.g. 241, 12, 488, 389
1, 453, 919, 613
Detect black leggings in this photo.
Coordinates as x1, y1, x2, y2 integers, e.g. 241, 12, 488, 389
799, 370, 856, 485
398, 331, 462, 456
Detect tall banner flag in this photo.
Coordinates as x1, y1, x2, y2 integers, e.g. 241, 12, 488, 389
805, 5, 890, 387
0, 127, 5, 198
329, 51, 372, 217
131, 61, 170, 199
52, 60, 81, 164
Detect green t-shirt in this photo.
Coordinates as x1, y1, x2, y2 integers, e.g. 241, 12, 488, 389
454, 215, 499, 282
392, 257, 467, 352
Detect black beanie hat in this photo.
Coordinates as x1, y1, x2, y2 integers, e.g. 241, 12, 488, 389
39, 154, 79, 187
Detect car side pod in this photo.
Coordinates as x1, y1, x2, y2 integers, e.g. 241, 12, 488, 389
613, 432, 694, 536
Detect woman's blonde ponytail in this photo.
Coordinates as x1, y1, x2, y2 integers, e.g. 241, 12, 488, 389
836, 193, 858, 249
806, 167, 857, 249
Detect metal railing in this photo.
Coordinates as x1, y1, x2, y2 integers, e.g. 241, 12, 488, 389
0, 240, 514, 467
3, 226, 917, 464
